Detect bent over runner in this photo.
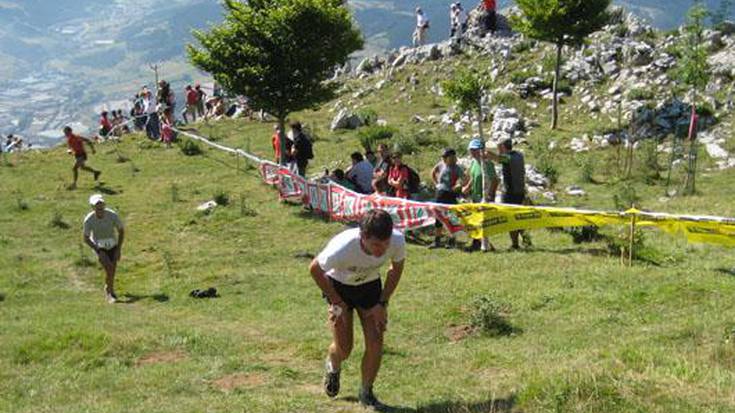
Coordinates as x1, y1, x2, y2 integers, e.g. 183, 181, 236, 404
309, 209, 406, 410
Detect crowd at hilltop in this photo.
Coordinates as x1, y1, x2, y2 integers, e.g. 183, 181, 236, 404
412, 0, 498, 47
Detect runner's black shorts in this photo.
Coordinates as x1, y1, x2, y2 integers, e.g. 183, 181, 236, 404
97, 246, 119, 263
75, 153, 87, 163
324, 278, 382, 310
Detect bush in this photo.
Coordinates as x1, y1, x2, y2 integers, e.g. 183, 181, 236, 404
628, 88, 654, 101
213, 189, 230, 206
357, 125, 396, 150
355, 108, 378, 126
696, 103, 715, 118
576, 155, 594, 183
469, 295, 516, 337
179, 139, 203, 156
510, 69, 533, 84
612, 183, 641, 211
511, 39, 535, 54
391, 135, 418, 155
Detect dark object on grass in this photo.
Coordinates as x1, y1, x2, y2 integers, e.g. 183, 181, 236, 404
293, 251, 315, 260
190, 287, 218, 298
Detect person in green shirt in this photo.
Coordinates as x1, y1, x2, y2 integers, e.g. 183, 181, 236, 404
461, 138, 498, 252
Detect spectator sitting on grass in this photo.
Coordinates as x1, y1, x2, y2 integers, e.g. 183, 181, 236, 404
347, 152, 375, 194
329, 169, 357, 191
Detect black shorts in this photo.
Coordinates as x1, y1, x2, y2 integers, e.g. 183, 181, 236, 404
325, 278, 382, 310
75, 153, 87, 163
97, 246, 118, 262
503, 192, 525, 205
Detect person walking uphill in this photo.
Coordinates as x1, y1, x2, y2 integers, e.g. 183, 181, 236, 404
309, 209, 406, 410
84, 194, 125, 304
64, 126, 101, 190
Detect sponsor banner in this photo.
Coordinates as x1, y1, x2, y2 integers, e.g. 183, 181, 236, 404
276, 168, 307, 199
634, 210, 735, 247
329, 185, 462, 232
259, 162, 281, 185
451, 203, 628, 239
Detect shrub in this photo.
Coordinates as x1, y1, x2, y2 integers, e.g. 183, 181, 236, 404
179, 139, 203, 156
355, 108, 378, 126
567, 226, 603, 244
469, 295, 516, 337
213, 189, 230, 206
391, 135, 418, 155
612, 183, 641, 211
696, 103, 715, 118
510, 69, 533, 84
576, 154, 594, 183
357, 125, 396, 150
511, 39, 535, 54
628, 88, 654, 101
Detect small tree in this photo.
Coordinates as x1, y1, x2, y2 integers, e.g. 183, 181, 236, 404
676, 3, 710, 195
513, 0, 611, 129
442, 70, 490, 200
187, 0, 363, 164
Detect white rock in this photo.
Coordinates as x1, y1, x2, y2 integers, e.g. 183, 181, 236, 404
197, 200, 218, 212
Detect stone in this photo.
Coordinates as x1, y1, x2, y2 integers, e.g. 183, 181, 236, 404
330, 109, 363, 131
565, 185, 586, 197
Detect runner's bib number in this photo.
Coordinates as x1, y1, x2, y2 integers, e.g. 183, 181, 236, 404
96, 238, 117, 249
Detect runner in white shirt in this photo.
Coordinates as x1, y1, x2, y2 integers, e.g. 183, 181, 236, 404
83, 194, 125, 303
309, 209, 406, 409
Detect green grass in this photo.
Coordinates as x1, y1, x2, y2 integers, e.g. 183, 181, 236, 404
2, 50, 735, 412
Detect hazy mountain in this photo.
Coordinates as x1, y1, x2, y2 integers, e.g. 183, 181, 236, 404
0, 0, 732, 146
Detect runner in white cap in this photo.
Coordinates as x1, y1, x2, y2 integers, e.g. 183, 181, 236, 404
83, 194, 125, 303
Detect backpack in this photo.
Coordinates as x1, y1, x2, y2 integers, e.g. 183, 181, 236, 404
403, 165, 421, 194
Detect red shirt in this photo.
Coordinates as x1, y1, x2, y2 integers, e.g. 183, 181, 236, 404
186, 89, 199, 105
100, 116, 112, 130
388, 165, 410, 199
67, 134, 85, 155
483, 0, 496, 11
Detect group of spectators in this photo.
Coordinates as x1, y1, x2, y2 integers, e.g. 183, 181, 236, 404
413, 0, 498, 47
1, 134, 26, 153
271, 122, 531, 252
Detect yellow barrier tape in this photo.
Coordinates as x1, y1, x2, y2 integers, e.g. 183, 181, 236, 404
450, 204, 735, 247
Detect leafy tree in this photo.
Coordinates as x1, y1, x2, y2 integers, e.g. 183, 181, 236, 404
442, 70, 491, 200
513, 0, 611, 129
187, 0, 363, 164
676, 2, 711, 195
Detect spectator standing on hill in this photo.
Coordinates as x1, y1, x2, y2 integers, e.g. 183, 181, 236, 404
183, 85, 199, 123
388, 152, 410, 199
309, 209, 406, 410
481, 0, 497, 33
99, 111, 112, 138
462, 138, 498, 252
488, 139, 532, 250
83, 194, 125, 304
347, 152, 375, 194
143, 90, 160, 140
195, 84, 207, 118
291, 122, 313, 177
430, 148, 467, 249
413, 7, 430, 47
161, 108, 175, 147
64, 126, 101, 190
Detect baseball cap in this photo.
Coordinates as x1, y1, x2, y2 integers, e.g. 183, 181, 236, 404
468, 138, 484, 150
89, 194, 105, 206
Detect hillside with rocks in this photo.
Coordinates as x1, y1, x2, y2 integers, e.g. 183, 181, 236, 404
322, 6, 735, 202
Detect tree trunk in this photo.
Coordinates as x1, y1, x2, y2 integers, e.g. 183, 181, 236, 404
278, 117, 288, 165
477, 105, 487, 203
551, 42, 562, 130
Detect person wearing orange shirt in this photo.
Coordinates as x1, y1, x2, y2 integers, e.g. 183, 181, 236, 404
64, 126, 101, 190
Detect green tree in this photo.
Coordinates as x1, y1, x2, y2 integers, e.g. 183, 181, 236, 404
442, 70, 491, 200
676, 2, 711, 195
513, 0, 611, 129
187, 0, 363, 164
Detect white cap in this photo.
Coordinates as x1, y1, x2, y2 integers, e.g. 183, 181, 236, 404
89, 194, 105, 206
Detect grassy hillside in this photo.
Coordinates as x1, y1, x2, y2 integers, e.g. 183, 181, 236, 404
2, 48, 735, 413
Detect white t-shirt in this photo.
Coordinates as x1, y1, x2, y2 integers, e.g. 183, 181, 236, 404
347, 160, 374, 193
317, 228, 405, 286
416, 12, 429, 29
